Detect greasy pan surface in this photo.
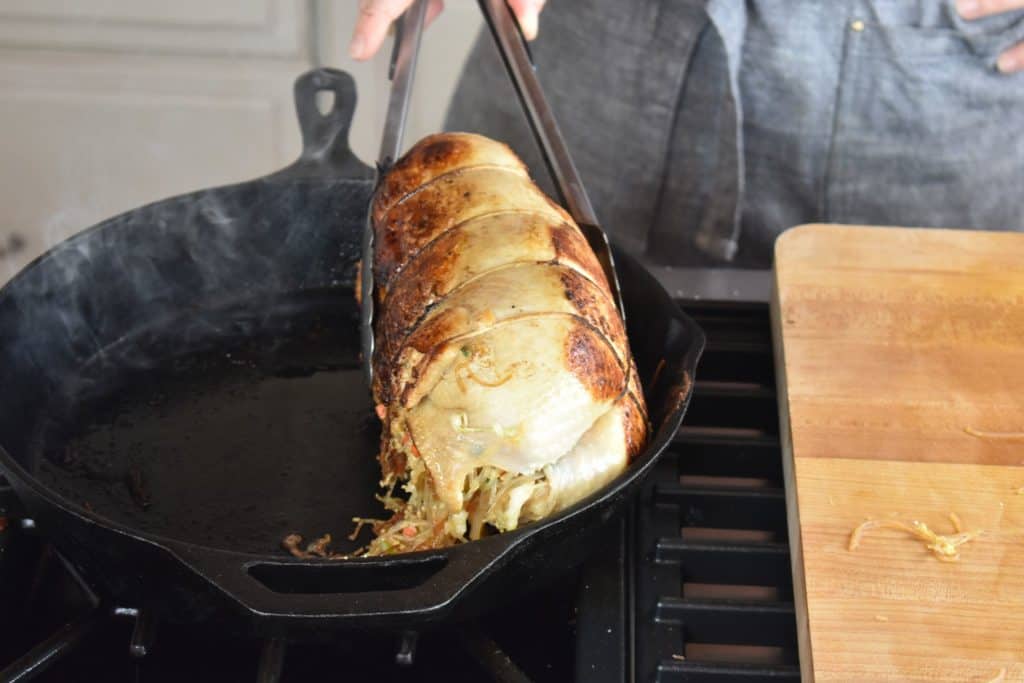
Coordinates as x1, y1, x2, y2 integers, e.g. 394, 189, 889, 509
27, 291, 382, 555
0, 69, 704, 631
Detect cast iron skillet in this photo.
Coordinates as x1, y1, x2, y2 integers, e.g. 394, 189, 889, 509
0, 68, 704, 634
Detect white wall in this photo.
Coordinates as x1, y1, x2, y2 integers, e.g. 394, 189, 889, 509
318, 1, 483, 164
0, 0, 481, 282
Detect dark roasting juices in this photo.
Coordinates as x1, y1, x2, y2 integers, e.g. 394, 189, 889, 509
30, 291, 384, 555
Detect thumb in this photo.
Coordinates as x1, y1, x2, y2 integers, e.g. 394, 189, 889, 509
957, 0, 1024, 20
507, 0, 547, 41
350, 0, 413, 61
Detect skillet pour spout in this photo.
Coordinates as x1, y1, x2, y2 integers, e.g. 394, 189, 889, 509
0, 68, 704, 631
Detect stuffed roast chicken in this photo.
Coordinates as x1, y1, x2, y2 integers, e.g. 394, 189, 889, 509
364, 132, 648, 554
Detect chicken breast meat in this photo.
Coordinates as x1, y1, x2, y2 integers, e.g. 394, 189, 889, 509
365, 132, 648, 554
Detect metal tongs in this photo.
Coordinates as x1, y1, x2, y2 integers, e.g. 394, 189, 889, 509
359, 0, 428, 387
361, 0, 625, 388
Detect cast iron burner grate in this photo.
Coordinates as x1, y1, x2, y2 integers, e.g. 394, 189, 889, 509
615, 301, 799, 681
0, 521, 569, 683
0, 300, 800, 682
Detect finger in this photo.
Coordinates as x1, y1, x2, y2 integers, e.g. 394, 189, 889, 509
956, 0, 1024, 20
426, 0, 444, 28
349, 0, 413, 61
997, 40, 1024, 72
507, 0, 547, 41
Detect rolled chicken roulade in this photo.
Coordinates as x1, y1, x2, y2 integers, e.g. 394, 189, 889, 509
365, 132, 648, 554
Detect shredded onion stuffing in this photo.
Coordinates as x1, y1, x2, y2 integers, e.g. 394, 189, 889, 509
964, 426, 1024, 440
986, 668, 1007, 683
848, 513, 982, 562
348, 517, 385, 542
361, 452, 555, 556
281, 533, 352, 560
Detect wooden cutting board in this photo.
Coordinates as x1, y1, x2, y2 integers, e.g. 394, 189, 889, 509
772, 224, 1024, 682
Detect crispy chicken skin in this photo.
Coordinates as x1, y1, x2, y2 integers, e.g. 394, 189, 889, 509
365, 132, 647, 554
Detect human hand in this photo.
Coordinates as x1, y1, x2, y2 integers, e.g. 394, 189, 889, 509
349, 0, 547, 61
956, 0, 1024, 72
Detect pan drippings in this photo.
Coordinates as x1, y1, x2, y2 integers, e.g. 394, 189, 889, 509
30, 291, 384, 555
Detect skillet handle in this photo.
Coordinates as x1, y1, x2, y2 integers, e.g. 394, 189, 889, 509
274, 68, 374, 180
172, 541, 495, 626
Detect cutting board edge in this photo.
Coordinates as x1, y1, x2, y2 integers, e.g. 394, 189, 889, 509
770, 279, 816, 683
775, 222, 1024, 274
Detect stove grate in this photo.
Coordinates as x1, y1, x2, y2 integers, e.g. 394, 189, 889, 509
598, 301, 801, 682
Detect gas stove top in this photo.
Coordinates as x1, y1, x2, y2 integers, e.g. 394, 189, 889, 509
0, 269, 799, 683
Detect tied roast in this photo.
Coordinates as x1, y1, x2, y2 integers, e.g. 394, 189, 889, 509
364, 132, 648, 554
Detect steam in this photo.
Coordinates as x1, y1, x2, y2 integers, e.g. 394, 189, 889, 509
0, 175, 371, 433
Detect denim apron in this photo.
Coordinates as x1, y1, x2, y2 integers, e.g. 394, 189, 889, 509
445, 1, 1024, 268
